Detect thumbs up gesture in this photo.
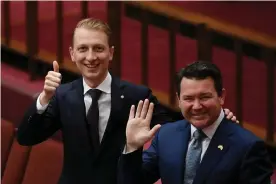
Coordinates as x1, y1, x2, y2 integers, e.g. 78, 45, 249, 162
39, 61, 62, 105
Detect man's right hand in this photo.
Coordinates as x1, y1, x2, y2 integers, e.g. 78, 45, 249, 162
39, 61, 62, 106
126, 99, 161, 153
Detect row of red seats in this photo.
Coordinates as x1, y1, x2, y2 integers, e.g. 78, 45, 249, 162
1, 119, 63, 184
2, 119, 274, 184
1, 119, 162, 184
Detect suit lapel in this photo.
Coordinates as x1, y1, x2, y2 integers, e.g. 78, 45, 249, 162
71, 78, 87, 122
70, 78, 90, 134
173, 122, 191, 184
65, 78, 94, 154
193, 118, 232, 184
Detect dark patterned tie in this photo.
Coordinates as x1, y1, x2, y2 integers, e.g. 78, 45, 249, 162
184, 129, 206, 184
87, 89, 102, 153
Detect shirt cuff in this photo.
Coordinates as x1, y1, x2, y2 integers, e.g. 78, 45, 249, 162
122, 145, 139, 154
123, 145, 128, 154
36, 93, 49, 114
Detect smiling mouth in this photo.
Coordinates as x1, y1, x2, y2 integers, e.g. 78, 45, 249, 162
84, 63, 99, 69
192, 113, 206, 118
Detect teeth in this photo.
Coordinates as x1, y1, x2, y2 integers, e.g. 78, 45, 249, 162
86, 64, 98, 68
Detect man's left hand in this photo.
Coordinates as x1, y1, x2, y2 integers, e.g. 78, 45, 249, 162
224, 108, 239, 123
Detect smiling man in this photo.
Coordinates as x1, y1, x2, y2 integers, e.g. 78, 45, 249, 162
118, 61, 273, 184
16, 17, 176, 184
69, 21, 113, 89
17, 18, 237, 184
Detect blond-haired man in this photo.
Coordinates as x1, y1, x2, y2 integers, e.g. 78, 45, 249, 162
17, 18, 237, 184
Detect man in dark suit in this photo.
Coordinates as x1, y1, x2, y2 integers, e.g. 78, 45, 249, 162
17, 18, 236, 184
118, 61, 273, 184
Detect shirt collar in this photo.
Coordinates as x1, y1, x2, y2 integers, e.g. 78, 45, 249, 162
191, 108, 224, 140
83, 72, 112, 95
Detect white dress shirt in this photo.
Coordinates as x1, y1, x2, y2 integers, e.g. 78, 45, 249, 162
189, 109, 224, 161
36, 72, 112, 142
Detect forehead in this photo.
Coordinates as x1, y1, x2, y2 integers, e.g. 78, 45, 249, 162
179, 77, 216, 95
73, 28, 108, 46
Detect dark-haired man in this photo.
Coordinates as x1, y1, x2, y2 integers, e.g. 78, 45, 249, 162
118, 61, 273, 184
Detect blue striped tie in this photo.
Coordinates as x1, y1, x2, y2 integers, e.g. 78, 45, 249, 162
184, 129, 206, 184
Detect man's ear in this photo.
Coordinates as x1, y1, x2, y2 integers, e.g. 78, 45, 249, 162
69, 46, 75, 62
220, 88, 226, 106
176, 92, 181, 109
176, 92, 180, 101
109, 46, 114, 61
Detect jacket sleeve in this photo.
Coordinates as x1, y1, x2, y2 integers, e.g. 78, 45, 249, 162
118, 132, 160, 184
17, 93, 61, 146
239, 140, 273, 184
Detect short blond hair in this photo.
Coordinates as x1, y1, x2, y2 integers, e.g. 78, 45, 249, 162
72, 18, 112, 46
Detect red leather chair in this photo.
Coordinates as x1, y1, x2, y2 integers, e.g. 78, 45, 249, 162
1, 119, 15, 176
21, 139, 63, 184
2, 138, 31, 184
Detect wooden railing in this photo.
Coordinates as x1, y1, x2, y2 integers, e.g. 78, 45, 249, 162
122, 1, 276, 143
2, 1, 275, 143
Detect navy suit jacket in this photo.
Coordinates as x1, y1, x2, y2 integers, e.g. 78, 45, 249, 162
17, 76, 173, 184
118, 118, 273, 184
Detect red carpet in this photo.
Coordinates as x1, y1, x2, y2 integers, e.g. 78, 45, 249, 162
1, 2, 276, 136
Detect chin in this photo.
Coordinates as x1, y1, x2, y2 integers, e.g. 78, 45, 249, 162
84, 70, 99, 77
190, 120, 209, 129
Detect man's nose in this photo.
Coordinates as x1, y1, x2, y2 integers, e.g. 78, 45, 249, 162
192, 99, 202, 110
86, 49, 97, 61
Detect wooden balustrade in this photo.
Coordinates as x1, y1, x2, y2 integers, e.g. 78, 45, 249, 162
26, 1, 38, 80
1, 1, 275, 143
3, 1, 11, 46
56, 1, 64, 64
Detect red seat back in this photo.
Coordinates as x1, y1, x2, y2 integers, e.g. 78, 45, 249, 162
21, 139, 63, 184
2, 139, 31, 184
1, 119, 15, 176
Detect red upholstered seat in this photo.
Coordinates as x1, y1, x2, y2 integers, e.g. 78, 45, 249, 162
2, 138, 31, 184
1, 119, 15, 176
21, 139, 63, 184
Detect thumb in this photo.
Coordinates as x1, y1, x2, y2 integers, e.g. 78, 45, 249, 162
148, 124, 161, 139
53, 61, 59, 72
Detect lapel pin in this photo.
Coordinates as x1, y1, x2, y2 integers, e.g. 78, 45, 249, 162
218, 145, 223, 150
121, 95, 124, 99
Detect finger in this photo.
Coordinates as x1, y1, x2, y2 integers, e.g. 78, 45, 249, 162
148, 124, 161, 139
45, 80, 60, 88
231, 116, 237, 122
236, 120, 240, 124
48, 71, 62, 79
226, 112, 233, 119
145, 102, 154, 124
44, 85, 56, 93
128, 105, 135, 120
224, 108, 230, 115
140, 99, 149, 119
135, 100, 143, 118
46, 75, 61, 84
53, 61, 59, 73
